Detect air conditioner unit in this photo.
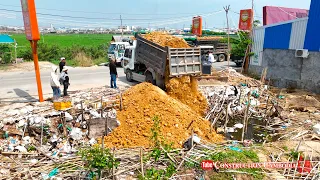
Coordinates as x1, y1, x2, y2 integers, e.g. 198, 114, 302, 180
295, 49, 309, 58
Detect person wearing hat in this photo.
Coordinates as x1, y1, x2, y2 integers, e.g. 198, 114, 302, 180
60, 66, 70, 96
59, 57, 66, 73
50, 66, 61, 99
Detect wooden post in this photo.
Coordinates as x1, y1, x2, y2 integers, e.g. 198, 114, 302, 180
224, 103, 229, 135
105, 114, 109, 136
101, 96, 103, 118
80, 101, 84, 124
242, 92, 251, 142
40, 120, 43, 147
140, 148, 144, 178
61, 112, 67, 137
224, 5, 231, 70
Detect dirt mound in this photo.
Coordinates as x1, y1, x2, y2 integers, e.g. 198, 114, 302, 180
166, 76, 208, 116
103, 83, 222, 148
144, 32, 190, 48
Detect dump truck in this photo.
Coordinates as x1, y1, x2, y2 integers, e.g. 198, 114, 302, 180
182, 36, 229, 62
121, 34, 202, 89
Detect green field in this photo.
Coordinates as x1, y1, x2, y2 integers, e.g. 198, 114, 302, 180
3, 34, 114, 66
10, 33, 113, 48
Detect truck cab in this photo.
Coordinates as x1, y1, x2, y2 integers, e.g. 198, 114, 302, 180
108, 42, 130, 65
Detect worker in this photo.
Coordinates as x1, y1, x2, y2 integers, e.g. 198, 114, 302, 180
60, 66, 70, 96
109, 59, 118, 89
50, 66, 61, 100
59, 57, 66, 73
208, 51, 215, 64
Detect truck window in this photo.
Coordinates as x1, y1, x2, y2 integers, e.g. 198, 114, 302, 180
124, 49, 132, 58
108, 44, 116, 53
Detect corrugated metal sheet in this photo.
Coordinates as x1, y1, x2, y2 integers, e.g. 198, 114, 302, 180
250, 28, 265, 66
264, 23, 292, 49
304, 0, 320, 51
289, 18, 308, 49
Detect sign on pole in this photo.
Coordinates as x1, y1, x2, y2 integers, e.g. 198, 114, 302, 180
21, 0, 43, 102
239, 9, 253, 31
192, 16, 203, 36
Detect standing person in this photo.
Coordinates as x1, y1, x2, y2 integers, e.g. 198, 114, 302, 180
50, 66, 61, 100
208, 51, 216, 69
59, 57, 66, 73
60, 66, 70, 96
109, 59, 118, 89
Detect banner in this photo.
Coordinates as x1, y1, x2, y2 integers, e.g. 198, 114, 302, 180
21, 0, 40, 41
239, 9, 253, 31
192, 16, 202, 36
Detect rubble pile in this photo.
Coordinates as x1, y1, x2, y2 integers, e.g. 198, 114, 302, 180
144, 32, 190, 48
103, 82, 223, 148
166, 76, 208, 116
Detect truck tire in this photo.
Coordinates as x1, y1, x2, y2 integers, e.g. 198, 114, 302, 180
213, 55, 218, 62
218, 54, 226, 62
145, 72, 156, 85
126, 69, 133, 82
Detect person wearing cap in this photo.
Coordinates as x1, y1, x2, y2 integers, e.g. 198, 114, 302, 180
60, 66, 70, 96
50, 66, 61, 99
59, 57, 66, 73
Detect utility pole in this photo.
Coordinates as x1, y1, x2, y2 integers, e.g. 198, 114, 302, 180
224, 5, 231, 68
120, 15, 123, 39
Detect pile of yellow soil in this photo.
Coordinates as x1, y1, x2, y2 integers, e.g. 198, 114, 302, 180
102, 83, 222, 148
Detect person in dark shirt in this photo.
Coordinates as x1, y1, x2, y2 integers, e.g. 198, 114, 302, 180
109, 59, 118, 89
60, 66, 70, 96
59, 57, 66, 73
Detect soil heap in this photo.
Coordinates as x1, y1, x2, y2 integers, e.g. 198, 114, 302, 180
144, 32, 190, 48
166, 76, 208, 116
103, 83, 223, 148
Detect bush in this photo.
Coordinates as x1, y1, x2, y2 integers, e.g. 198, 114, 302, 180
16, 42, 107, 66
74, 52, 93, 67
0, 44, 13, 64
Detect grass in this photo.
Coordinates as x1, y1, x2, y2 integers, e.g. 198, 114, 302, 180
10, 34, 113, 48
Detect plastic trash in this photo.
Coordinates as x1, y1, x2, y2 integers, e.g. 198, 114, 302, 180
17, 119, 26, 128
22, 136, 31, 145
0, 122, 3, 130
90, 110, 100, 118
89, 138, 97, 145
48, 168, 59, 178
15, 146, 28, 153
313, 124, 320, 135
226, 127, 235, 133
228, 146, 243, 152
70, 128, 83, 140
65, 112, 73, 121
278, 95, 285, 99
183, 134, 201, 150
234, 123, 244, 129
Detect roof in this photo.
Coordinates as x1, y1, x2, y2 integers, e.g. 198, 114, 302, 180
0, 34, 14, 43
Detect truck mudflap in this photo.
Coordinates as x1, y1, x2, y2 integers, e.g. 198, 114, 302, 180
168, 48, 202, 77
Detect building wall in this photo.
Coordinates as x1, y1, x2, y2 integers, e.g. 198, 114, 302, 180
304, 0, 320, 51
264, 23, 292, 49
249, 49, 320, 93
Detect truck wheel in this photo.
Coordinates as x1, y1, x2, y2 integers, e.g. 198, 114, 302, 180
126, 69, 133, 82
213, 55, 218, 62
218, 54, 226, 62
145, 72, 156, 85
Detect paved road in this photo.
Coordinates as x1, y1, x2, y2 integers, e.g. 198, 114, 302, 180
0, 66, 134, 102
0, 61, 238, 102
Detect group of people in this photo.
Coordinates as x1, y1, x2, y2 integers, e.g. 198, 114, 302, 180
50, 58, 118, 100
50, 57, 70, 99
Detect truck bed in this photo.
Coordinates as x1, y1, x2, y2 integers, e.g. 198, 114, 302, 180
136, 34, 202, 77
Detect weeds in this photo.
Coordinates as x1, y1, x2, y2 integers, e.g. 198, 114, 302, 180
139, 116, 177, 180
79, 146, 119, 179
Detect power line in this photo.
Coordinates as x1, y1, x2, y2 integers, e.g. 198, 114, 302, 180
0, 3, 221, 16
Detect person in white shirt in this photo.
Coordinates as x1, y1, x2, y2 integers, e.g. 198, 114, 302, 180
208, 51, 215, 63
50, 66, 61, 100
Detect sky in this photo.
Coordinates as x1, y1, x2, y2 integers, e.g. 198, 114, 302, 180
0, 0, 312, 29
